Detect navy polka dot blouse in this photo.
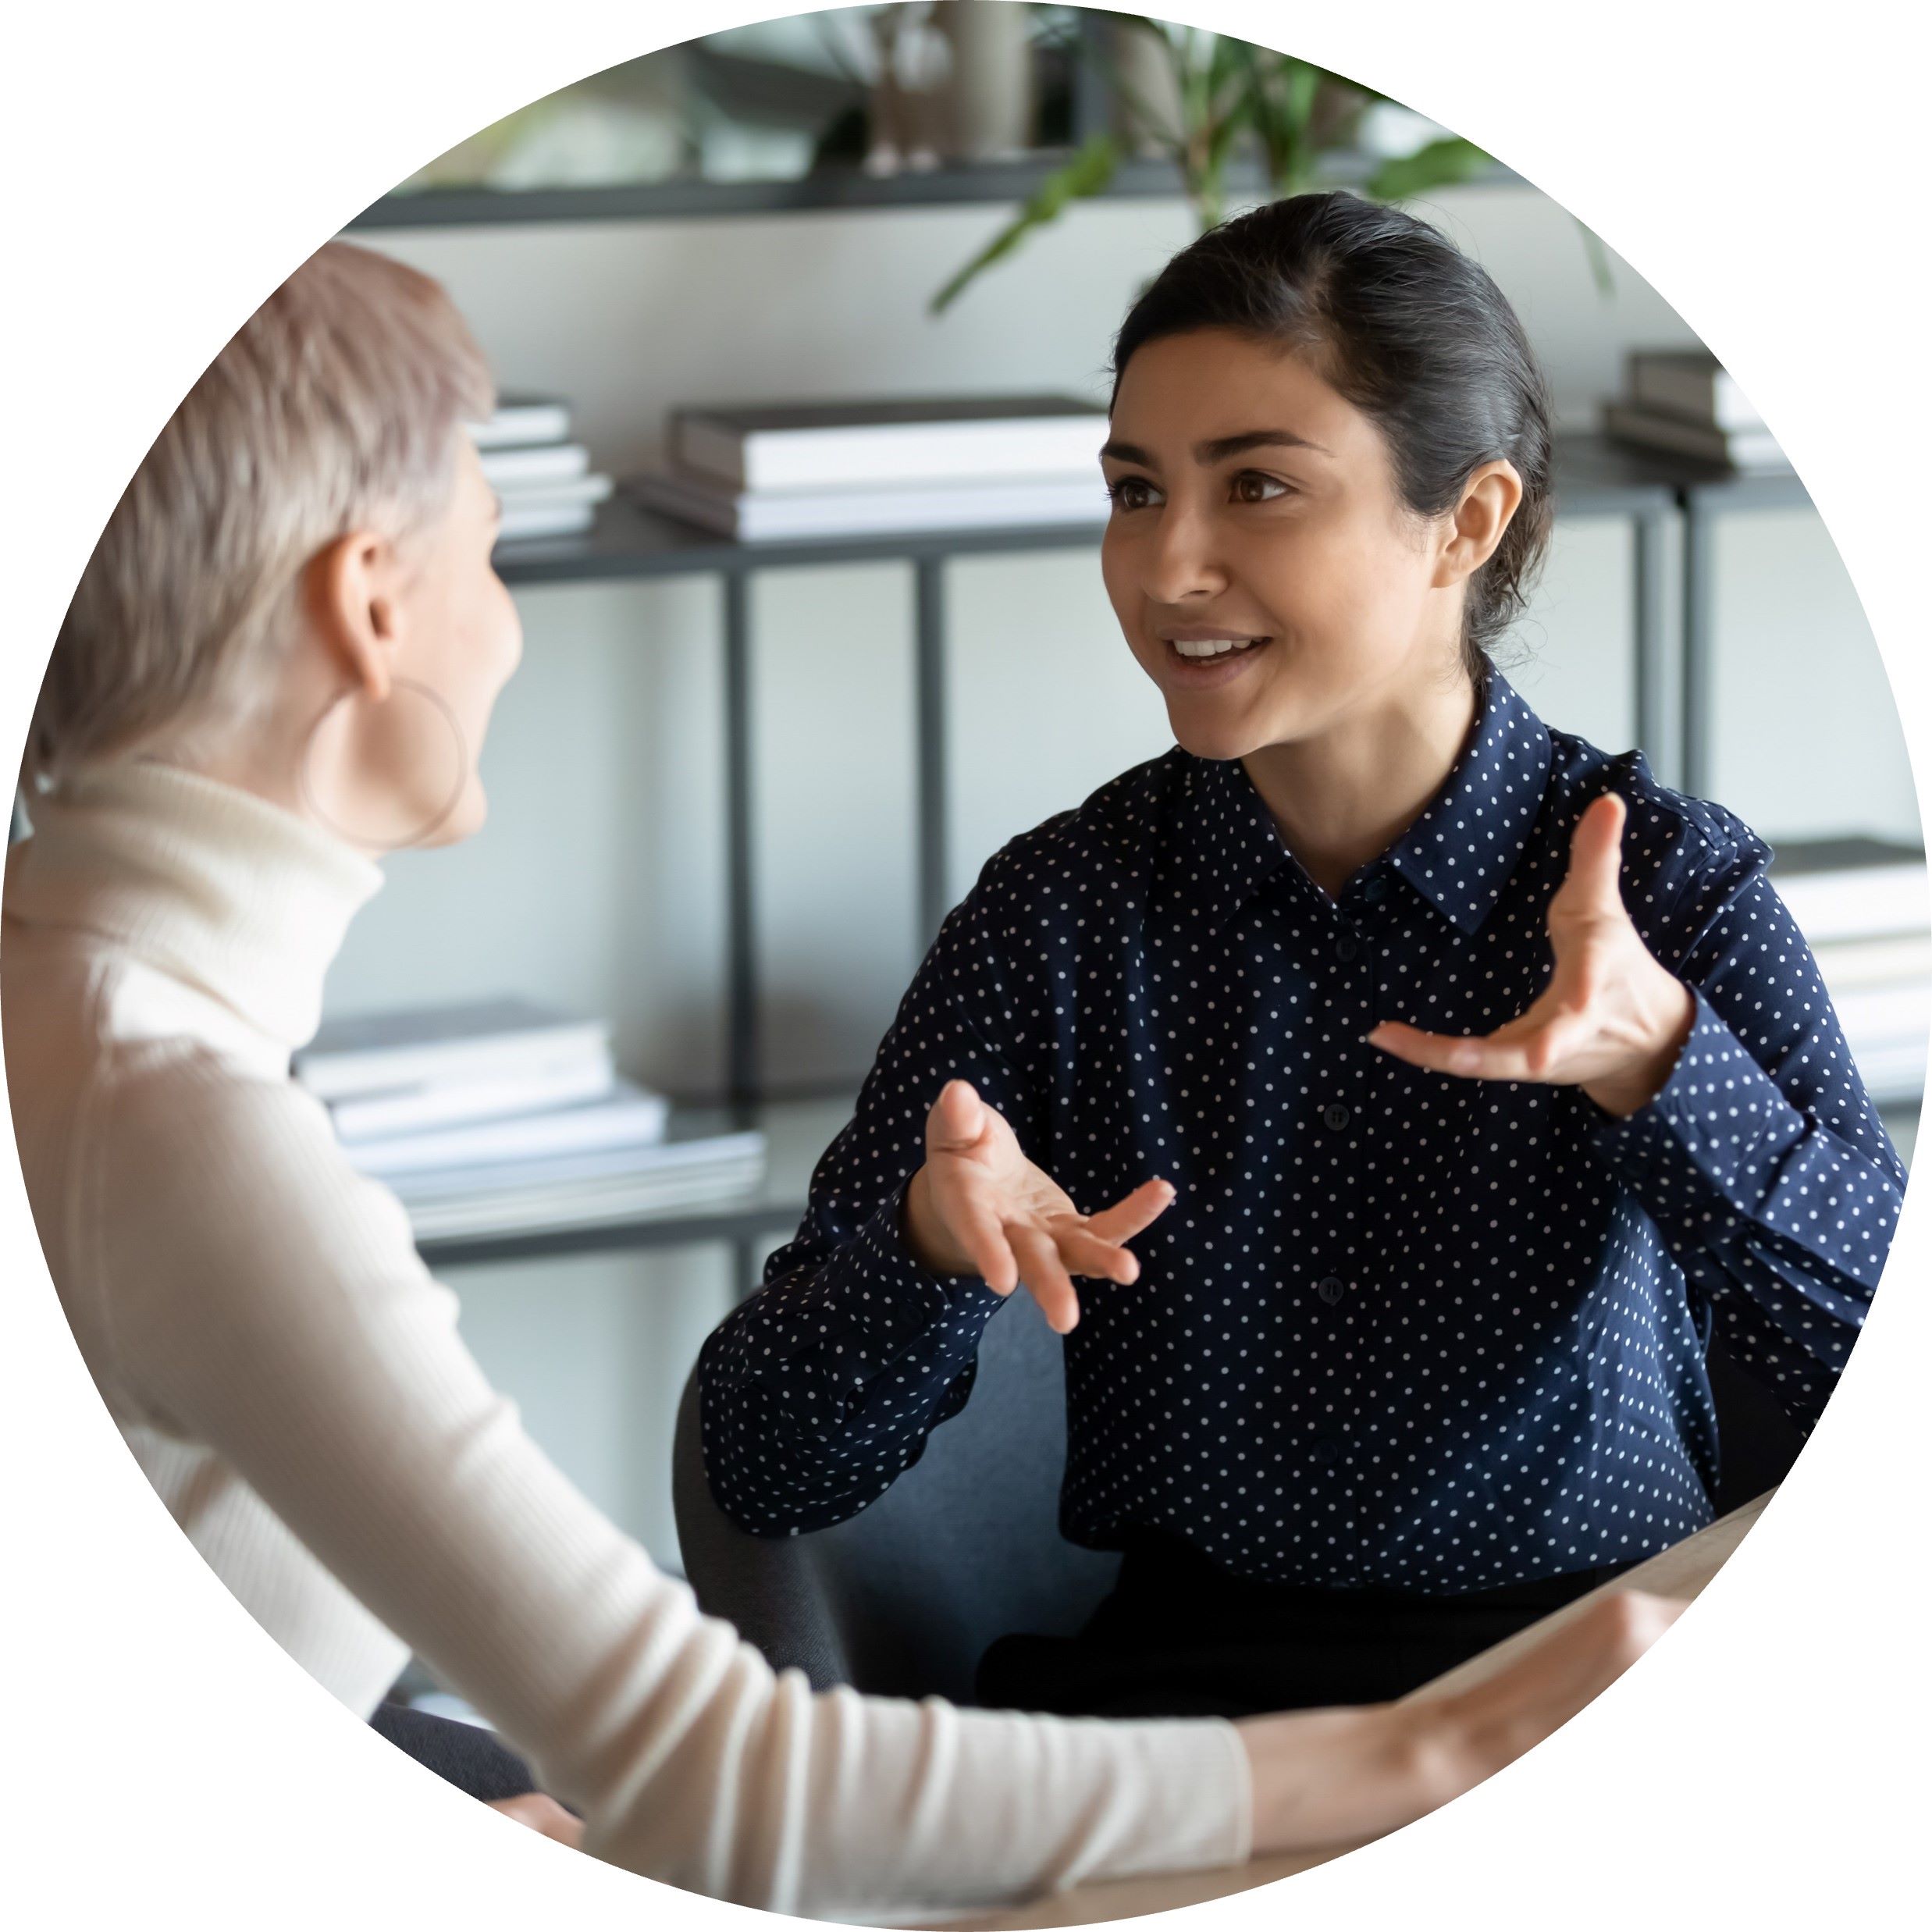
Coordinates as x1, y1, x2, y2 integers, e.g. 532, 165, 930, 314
700, 667, 1905, 1592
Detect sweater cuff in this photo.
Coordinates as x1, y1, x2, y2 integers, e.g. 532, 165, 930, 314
1585, 984, 1806, 1251
1095, 1717, 1253, 1881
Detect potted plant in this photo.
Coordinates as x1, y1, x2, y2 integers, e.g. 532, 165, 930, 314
930, 14, 1615, 313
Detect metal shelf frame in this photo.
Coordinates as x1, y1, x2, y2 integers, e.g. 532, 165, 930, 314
449, 432, 1816, 1269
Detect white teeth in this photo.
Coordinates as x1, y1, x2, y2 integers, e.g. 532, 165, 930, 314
1171, 637, 1262, 659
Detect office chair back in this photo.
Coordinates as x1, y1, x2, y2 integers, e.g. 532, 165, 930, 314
674, 1293, 1120, 1704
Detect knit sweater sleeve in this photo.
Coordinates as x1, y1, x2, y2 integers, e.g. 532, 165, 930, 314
91, 1055, 1249, 1919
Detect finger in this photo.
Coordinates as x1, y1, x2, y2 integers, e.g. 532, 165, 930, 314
955, 1201, 1021, 1294
1009, 1222, 1083, 1334
1365, 1019, 1546, 1084
1560, 793, 1628, 916
1051, 1223, 1144, 1286
925, 1077, 986, 1154
1083, 1178, 1176, 1246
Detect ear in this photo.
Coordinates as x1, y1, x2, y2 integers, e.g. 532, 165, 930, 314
1433, 460, 1525, 590
301, 528, 404, 703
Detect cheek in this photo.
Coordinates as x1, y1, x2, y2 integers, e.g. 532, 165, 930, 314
1250, 515, 1424, 636
1100, 531, 1152, 650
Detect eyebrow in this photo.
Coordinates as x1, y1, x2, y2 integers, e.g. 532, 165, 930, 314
1100, 429, 1332, 468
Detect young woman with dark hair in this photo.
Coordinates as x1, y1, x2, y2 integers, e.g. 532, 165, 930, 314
700, 191, 1903, 1718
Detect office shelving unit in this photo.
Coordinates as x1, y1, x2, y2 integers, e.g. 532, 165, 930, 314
408, 429, 1916, 1279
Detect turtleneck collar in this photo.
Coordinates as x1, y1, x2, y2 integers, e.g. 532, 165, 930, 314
4, 758, 384, 1053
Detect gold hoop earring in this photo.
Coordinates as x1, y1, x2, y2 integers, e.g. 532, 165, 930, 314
297, 674, 472, 852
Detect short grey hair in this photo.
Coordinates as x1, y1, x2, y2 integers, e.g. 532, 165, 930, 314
26, 240, 494, 788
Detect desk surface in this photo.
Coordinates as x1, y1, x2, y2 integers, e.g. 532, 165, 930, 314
935, 1492, 1772, 1932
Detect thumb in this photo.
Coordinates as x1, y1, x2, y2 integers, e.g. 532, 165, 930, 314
927, 1077, 986, 1153
1562, 792, 1629, 916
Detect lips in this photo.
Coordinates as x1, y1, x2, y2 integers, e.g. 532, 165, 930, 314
1156, 632, 1275, 682
1165, 635, 1268, 660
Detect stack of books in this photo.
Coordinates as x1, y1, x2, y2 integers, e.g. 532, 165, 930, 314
294, 997, 766, 1241
473, 394, 614, 540
624, 395, 1112, 541
1601, 349, 1791, 472
1770, 838, 1931, 1105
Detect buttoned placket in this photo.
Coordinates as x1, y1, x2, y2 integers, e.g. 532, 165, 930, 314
1269, 864, 1378, 1564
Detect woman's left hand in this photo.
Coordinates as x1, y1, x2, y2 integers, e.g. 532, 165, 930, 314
486, 1791, 584, 1847
1365, 792, 1696, 1119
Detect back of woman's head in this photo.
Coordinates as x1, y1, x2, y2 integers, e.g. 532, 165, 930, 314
1112, 190, 1553, 678
27, 240, 493, 790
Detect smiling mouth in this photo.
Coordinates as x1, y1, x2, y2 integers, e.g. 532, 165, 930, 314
1162, 635, 1273, 664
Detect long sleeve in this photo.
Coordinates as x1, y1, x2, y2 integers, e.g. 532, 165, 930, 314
700, 863, 1045, 1535
1585, 854, 1908, 1429
93, 1059, 1249, 1920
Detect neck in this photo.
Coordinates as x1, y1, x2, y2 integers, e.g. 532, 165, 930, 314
1242, 662, 1481, 898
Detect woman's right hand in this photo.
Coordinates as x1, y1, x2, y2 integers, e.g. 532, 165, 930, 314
902, 1078, 1175, 1334
1236, 1589, 1685, 1858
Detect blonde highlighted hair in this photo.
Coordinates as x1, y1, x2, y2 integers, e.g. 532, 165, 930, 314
27, 240, 494, 788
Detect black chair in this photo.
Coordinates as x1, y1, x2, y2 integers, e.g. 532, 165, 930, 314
675, 1304, 1803, 1704
673, 1292, 1119, 1703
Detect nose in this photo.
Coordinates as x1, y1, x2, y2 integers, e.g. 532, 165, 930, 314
1140, 498, 1227, 606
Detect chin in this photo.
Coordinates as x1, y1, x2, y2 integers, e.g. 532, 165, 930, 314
1166, 708, 1276, 765
425, 785, 487, 849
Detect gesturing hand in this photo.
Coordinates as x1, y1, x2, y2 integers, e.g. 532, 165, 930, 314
1365, 792, 1696, 1119
902, 1078, 1175, 1334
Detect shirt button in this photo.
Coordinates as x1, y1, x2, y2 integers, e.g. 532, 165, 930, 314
1361, 875, 1387, 905
1335, 932, 1361, 963
1317, 1275, 1347, 1305
1311, 1437, 1343, 1467
1322, 1102, 1350, 1131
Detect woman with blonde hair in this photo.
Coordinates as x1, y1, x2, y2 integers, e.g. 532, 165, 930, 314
4, 237, 1676, 1920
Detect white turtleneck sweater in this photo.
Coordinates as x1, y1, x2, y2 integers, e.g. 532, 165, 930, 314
1, 758, 1249, 1920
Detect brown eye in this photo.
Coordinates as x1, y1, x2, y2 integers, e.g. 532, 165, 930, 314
1106, 475, 1159, 511
1233, 472, 1290, 503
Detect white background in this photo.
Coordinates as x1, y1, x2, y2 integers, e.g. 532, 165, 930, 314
2, 2, 1927, 1926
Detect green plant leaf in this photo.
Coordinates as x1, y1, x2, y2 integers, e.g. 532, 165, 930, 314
929, 133, 1123, 315
1363, 135, 1492, 201
1573, 215, 1618, 299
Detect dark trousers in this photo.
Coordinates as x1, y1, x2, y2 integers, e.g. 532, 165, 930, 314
370, 1698, 539, 1803
976, 1532, 1636, 1719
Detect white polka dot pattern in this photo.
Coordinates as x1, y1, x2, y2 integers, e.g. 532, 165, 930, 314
699, 669, 1906, 1592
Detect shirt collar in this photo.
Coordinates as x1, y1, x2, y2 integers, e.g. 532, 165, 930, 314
1383, 666, 1553, 934
1165, 664, 1552, 938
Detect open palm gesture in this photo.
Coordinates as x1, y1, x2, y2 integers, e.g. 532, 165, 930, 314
903, 1079, 1174, 1334
1366, 792, 1695, 1118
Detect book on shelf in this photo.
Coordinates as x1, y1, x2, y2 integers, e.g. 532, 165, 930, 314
331, 1052, 619, 1143
1848, 1037, 1929, 1107
1769, 837, 1930, 945
294, 997, 612, 1103
1828, 980, 1932, 1050
1599, 400, 1790, 472
673, 395, 1108, 493
625, 467, 1111, 542
1625, 350, 1763, 432
397, 1126, 769, 1243
343, 1075, 672, 1179
1809, 932, 1932, 993
471, 393, 573, 450
479, 441, 592, 489
496, 472, 614, 540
